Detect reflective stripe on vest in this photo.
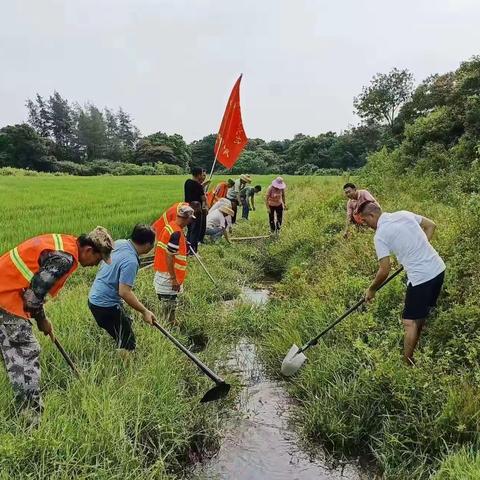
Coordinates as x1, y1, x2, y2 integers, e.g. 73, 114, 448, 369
9, 247, 34, 283
9, 233, 66, 282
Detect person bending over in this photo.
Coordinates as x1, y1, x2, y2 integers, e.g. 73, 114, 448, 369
89, 224, 157, 358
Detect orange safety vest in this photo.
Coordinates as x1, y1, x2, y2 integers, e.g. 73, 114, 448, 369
153, 221, 188, 284
152, 202, 188, 235
207, 181, 229, 208
0, 234, 79, 319
215, 181, 229, 200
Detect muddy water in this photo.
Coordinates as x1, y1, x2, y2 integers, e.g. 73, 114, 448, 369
191, 288, 363, 480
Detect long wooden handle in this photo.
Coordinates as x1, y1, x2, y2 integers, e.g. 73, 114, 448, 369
152, 321, 225, 385
49, 333, 80, 377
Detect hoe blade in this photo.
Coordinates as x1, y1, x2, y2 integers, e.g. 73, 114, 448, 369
200, 382, 231, 403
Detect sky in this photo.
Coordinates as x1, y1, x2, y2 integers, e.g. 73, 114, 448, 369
1, 0, 479, 142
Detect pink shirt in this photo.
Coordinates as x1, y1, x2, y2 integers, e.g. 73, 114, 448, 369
346, 189, 377, 220
266, 186, 284, 207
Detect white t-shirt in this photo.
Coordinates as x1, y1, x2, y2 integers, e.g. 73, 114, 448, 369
206, 209, 226, 230
374, 211, 445, 286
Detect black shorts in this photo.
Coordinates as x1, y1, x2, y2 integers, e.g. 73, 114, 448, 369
88, 301, 135, 351
403, 271, 445, 320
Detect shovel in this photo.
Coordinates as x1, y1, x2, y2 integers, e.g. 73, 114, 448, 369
281, 267, 404, 377
152, 320, 231, 403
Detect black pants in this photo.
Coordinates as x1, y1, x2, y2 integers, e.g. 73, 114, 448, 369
187, 210, 206, 252
230, 199, 239, 224
268, 205, 284, 232
88, 301, 136, 351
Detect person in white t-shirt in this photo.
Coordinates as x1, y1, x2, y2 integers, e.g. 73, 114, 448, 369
358, 202, 446, 366
205, 205, 234, 243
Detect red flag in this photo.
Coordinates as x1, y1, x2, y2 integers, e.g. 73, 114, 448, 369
214, 75, 248, 170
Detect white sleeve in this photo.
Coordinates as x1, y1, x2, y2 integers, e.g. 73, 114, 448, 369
413, 213, 423, 224
374, 235, 390, 260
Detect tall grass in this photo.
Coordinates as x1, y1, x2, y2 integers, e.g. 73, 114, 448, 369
221, 175, 480, 479
0, 174, 330, 478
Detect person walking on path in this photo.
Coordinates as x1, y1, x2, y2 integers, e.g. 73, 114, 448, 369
184, 167, 209, 253
240, 185, 262, 220
0, 227, 113, 421
227, 174, 252, 224
358, 202, 446, 366
153, 205, 195, 325
343, 183, 379, 238
88, 225, 157, 357
266, 177, 287, 234
205, 205, 234, 243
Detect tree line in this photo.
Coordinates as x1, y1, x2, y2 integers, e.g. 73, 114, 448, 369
1, 57, 476, 176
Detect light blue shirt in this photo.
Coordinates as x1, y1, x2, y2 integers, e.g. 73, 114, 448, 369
88, 239, 139, 307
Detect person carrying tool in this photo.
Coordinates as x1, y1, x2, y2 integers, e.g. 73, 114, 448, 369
0, 227, 113, 421
205, 205, 234, 243
343, 183, 379, 238
153, 205, 195, 324
358, 202, 446, 366
88, 225, 156, 357
240, 185, 262, 220
266, 177, 287, 233
227, 174, 252, 224
184, 167, 209, 253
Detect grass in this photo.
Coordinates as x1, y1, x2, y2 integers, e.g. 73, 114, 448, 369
3, 172, 477, 479
0, 174, 332, 479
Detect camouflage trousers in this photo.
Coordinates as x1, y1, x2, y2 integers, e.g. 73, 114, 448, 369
0, 310, 42, 411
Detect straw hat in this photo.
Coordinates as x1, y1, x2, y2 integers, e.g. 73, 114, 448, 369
271, 176, 286, 190
219, 205, 235, 216
240, 174, 252, 183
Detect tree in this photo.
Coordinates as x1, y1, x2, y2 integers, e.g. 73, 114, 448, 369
75, 104, 107, 160
26, 94, 51, 138
189, 134, 216, 171
139, 132, 190, 168
354, 68, 414, 129
0, 124, 55, 171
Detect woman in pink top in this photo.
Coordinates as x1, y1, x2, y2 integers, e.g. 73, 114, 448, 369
343, 182, 379, 238
265, 177, 287, 233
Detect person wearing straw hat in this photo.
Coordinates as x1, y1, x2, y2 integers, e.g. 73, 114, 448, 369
227, 174, 252, 224
266, 177, 287, 234
0, 226, 113, 421
205, 205, 234, 243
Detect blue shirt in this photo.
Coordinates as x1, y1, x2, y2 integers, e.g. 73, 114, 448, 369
88, 239, 140, 307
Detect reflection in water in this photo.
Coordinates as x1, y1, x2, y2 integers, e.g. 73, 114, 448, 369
192, 288, 363, 480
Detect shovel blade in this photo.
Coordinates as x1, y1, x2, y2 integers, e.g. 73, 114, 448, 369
200, 382, 231, 403
281, 344, 307, 377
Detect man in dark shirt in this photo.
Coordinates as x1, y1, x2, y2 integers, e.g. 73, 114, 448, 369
184, 166, 209, 252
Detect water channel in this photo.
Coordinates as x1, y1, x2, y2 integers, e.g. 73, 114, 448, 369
191, 286, 366, 480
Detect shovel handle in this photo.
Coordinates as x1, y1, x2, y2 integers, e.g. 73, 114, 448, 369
152, 320, 225, 385
300, 267, 404, 353
188, 245, 218, 287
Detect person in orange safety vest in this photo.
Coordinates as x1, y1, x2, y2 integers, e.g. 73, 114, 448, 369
0, 227, 113, 420
153, 205, 195, 324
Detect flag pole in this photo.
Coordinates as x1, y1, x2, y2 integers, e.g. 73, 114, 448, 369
208, 136, 222, 181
